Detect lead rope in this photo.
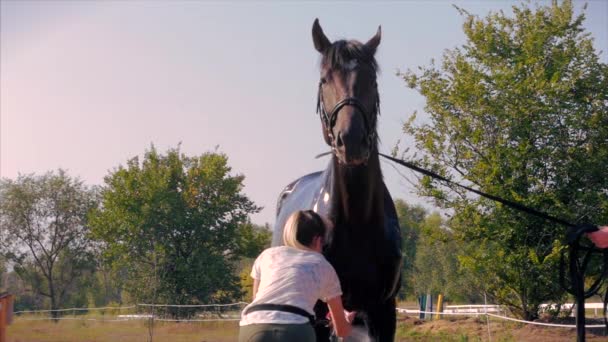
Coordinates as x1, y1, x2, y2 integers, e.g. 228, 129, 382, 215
313, 149, 607, 341
376, 152, 607, 342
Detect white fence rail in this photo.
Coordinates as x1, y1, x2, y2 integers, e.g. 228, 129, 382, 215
444, 304, 502, 314
13, 302, 249, 322
539, 302, 607, 318
14, 302, 607, 329
396, 303, 607, 329
14, 302, 249, 315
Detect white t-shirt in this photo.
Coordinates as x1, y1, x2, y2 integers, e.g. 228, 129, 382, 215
239, 246, 342, 326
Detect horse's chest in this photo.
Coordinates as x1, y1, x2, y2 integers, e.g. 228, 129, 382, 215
324, 230, 384, 306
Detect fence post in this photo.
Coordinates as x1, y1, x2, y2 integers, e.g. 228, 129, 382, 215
418, 295, 426, 320
435, 294, 443, 320
0, 293, 14, 342
425, 294, 432, 320
0, 297, 4, 342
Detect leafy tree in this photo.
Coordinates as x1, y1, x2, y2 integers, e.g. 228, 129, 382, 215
399, 0, 608, 319
0, 170, 98, 317
86, 257, 125, 307
237, 222, 271, 300
412, 212, 482, 305
412, 213, 446, 298
90, 146, 260, 311
238, 222, 272, 259
394, 199, 425, 299
394, 199, 479, 304
4, 270, 44, 311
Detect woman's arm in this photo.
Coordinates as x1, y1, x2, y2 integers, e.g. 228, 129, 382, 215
252, 278, 260, 301
326, 296, 352, 337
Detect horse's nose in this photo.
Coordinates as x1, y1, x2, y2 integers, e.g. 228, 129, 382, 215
336, 130, 366, 151
336, 131, 344, 148
334, 112, 368, 161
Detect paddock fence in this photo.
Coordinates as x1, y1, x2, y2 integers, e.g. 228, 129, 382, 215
13, 302, 248, 322
396, 303, 607, 329
13, 302, 607, 329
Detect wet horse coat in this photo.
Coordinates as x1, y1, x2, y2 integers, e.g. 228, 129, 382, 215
272, 19, 402, 342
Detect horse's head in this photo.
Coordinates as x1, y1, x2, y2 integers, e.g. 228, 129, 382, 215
313, 19, 380, 167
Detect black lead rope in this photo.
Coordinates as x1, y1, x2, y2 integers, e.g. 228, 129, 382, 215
378, 153, 575, 227
376, 152, 607, 342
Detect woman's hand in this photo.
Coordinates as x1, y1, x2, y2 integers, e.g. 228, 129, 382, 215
344, 310, 357, 323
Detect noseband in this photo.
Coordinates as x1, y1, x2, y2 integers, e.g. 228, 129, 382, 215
316, 81, 378, 148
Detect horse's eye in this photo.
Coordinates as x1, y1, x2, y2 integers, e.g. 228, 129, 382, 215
320, 77, 327, 84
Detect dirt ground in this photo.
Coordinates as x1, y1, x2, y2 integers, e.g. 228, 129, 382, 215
397, 315, 607, 341
7, 315, 608, 341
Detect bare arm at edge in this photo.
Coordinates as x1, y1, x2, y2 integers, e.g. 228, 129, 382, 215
327, 296, 352, 337
588, 226, 608, 249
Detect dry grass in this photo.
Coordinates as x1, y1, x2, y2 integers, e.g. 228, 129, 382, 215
8, 318, 239, 342
396, 315, 608, 341
8, 314, 608, 341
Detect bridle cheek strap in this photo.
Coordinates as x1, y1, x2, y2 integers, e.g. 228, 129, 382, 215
316, 82, 377, 147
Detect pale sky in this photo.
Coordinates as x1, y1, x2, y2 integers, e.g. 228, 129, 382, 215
2, 0, 607, 225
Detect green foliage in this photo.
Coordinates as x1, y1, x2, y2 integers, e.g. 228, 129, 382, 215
89, 146, 260, 309
395, 200, 480, 303
0, 170, 98, 315
237, 222, 272, 259
394, 199, 425, 298
413, 213, 454, 297
85, 259, 125, 307
399, 0, 607, 319
239, 261, 255, 301
237, 223, 271, 301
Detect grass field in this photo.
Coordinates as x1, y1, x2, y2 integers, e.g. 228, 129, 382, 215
7, 314, 608, 341
8, 318, 238, 342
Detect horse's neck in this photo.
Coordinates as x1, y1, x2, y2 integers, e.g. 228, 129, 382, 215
329, 153, 384, 225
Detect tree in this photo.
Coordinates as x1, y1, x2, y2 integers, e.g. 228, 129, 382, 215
395, 200, 479, 303
237, 222, 272, 259
399, 0, 608, 320
237, 222, 271, 300
412, 213, 446, 298
89, 146, 260, 311
0, 170, 98, 317
412, 212, 482, 304
394, 199, 425, 299
85, 255, 125, 307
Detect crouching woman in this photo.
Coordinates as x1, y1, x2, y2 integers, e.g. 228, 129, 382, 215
239, 210, 354, 341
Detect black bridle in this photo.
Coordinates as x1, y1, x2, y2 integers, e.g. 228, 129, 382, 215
316, 81, 378, 150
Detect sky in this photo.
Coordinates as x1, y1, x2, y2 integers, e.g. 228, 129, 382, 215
1, 0, 607, 226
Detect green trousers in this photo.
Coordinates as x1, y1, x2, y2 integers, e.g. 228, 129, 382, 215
239, 323, 315, 342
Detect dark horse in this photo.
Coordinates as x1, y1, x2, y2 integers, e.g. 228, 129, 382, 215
272, 19, 402, 341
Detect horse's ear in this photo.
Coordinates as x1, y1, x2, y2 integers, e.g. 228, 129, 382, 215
312, 18, 331, 53
365, 26, 381, 55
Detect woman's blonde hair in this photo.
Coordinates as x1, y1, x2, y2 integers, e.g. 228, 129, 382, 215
282, 210, 327, 250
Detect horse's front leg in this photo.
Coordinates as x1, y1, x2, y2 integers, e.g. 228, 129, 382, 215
366, 297, 397, 342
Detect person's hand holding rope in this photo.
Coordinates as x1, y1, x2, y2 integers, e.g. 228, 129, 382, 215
587, 226, 608, 248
